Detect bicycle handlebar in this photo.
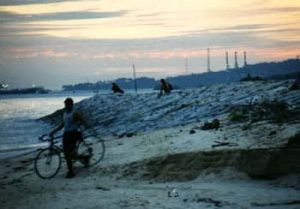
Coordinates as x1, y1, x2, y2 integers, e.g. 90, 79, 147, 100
38, 134, 62, 142
38, 130, 101, 143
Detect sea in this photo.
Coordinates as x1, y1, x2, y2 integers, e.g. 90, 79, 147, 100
0, 89, 155, 158
0, 91, 97, 158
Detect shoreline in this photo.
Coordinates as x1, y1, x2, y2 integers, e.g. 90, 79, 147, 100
0, 145, 42, 160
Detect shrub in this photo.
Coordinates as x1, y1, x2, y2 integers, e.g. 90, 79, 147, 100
289, 81, 299, 90
229, 108, 248, 122
240, 74, 265, 82
287, 132, 300, 147
260, 99, 288, 122
228, 99, 290, 123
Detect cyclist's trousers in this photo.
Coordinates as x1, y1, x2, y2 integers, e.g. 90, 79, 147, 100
63, 131, 82, 172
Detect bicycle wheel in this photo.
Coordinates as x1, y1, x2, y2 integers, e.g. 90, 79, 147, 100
77, 135, 105, 166
34, 148, 62, 179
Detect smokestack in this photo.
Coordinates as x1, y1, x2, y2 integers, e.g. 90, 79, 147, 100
244, 51, 247, 67
132, 64, 137, 94
234, 51, 239, 69
207, 48, 211, 72
226, 51, 229, 70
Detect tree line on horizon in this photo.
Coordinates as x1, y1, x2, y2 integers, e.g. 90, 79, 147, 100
62, 59, 300, 91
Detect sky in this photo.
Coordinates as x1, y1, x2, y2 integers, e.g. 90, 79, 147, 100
0, 0, 300, 89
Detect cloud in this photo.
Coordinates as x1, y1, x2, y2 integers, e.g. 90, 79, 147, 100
2, 28, 299, 62
183, 23, 282, 34
0, 27, 297, 50
242, 7, 300, 16
0, 0, 81, 6
0, 10, 127, 23
1, 18, 299, 54
225, 24, 275, 30
137, 12, 166, 18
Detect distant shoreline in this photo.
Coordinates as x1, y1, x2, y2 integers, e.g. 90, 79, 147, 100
0, 144, 42, 160
0, 88, 155, 100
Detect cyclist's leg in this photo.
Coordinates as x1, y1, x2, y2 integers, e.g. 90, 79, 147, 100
77, 134, 91, 167
81, 135, 105, 166
63, 132, 78, 177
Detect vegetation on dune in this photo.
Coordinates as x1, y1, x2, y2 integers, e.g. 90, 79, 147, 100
228, 98, 298, 123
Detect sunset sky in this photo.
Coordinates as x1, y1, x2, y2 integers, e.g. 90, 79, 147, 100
0, 0, 299, 89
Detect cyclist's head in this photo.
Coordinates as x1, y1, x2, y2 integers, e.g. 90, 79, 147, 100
64, 98, 74, 111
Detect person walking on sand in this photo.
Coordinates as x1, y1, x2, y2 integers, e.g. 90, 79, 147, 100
49, 98, 91, 178
158, 79, 173, 97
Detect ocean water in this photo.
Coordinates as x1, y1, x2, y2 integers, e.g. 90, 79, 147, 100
0, 92, 93, 152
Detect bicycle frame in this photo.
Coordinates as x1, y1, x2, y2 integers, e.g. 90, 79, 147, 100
39, 134, 63, 152
38, 133, 94, 163
35, 133, 105, 179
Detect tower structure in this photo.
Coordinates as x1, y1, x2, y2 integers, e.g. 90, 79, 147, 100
207, 48, 211, 72
234, 51, 239, 69
244, 51, 248, 67
226, 51, 229, 70
132, 64, 137, 94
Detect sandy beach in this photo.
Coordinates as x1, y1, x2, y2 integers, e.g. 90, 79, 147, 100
1, 122, 300, 209
1, 80, 300, 209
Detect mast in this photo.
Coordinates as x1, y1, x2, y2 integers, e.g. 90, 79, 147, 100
244, 51, 248, 67
132, 64, 137, 94
207, 48, 211, 72
234, 51, 239, 69
226, 51, 229, 70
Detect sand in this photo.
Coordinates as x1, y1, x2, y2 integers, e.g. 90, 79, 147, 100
1, 80, 300, 208
1, 124, 300, 209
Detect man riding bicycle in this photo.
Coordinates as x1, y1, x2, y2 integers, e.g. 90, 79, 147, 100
49, 98, 91, 178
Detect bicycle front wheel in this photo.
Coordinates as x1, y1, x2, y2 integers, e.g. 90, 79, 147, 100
34, 148, 62, 179
78, 135, 105, 166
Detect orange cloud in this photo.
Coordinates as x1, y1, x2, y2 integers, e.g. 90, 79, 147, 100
4, 46, 299, 62
6, 47, 76, 58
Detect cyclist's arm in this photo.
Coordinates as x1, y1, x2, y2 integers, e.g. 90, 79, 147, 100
74, 112, 93, 129
49, 122, 64, 137
74, 112, 98, 136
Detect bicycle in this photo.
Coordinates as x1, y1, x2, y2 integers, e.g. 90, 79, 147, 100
34, 132, 105, 179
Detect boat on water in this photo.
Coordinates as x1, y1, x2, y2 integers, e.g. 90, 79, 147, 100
0, 86, 50, 95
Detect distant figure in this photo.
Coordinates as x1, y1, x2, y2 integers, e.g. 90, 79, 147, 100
112, 82, 124, 94
49, 98, 91, 178
158, 79, 173, 97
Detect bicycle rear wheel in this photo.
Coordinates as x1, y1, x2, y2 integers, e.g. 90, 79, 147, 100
77, 135, 105, 166
34, 148, 61, 179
